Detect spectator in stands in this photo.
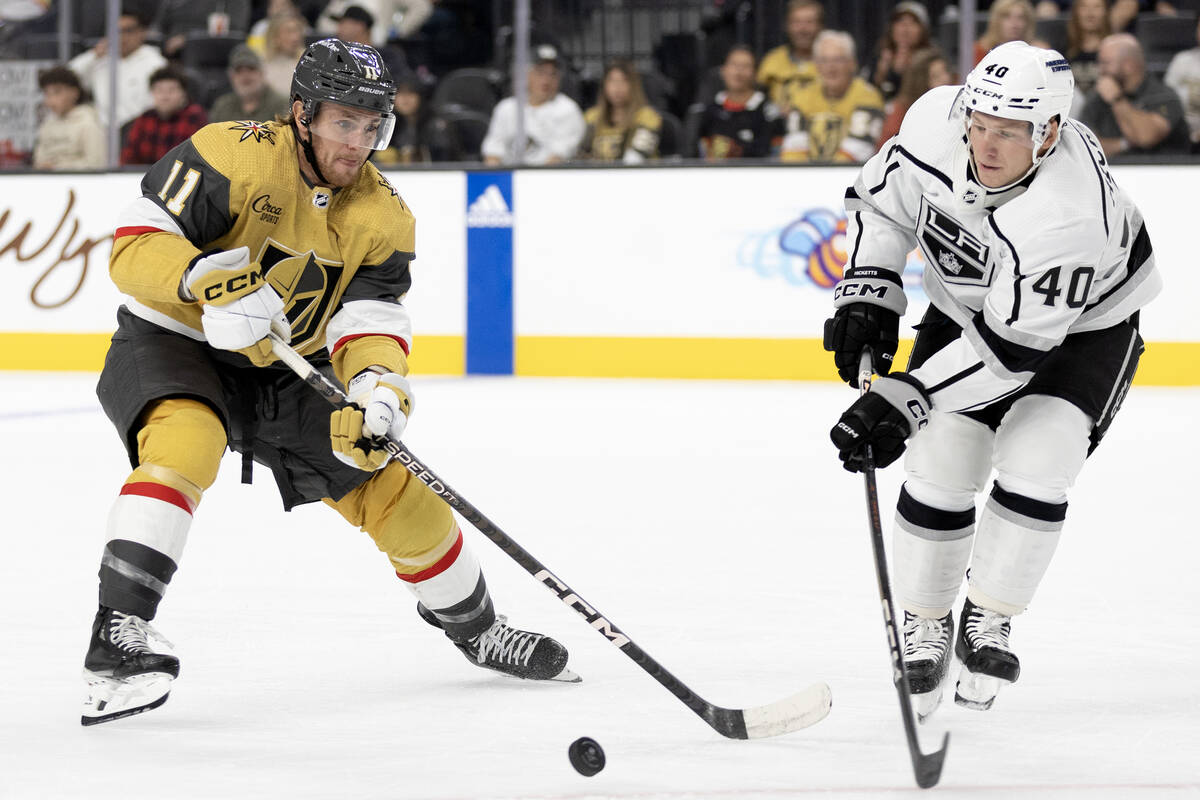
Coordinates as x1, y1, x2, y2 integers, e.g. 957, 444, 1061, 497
757, 0, 823, 111
67, 5, 167, 128
248, 0, 304, 49
577, 60, 662, 163
481, 44, 585, 165
864, 2, 933, 103
373, 70, 455, 163
876, 47, 953, 148
1110, 0, 1179, 33
697, 44, 779, 160
208, 44, 291, 123
317, 0, 434, 47
156, 0, 252, 60
780, 30, 884, 163
1066, 0, 1111, 114
1165, 14, 1200, 150
261, 12, 310, 98
1080, 32, 1191, 156
973, 0, 1041, 66
121, 67, 208, 165
33, 65, 106, 170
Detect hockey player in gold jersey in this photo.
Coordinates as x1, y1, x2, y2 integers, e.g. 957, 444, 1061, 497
81, 39, 577, 726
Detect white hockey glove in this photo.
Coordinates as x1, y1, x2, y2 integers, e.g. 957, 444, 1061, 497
330, 369, 415, 471
183, 246, 289, 367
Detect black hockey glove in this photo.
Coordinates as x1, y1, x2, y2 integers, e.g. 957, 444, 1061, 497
830, 373, 932, 473
823, 266, 906, 388
823, 303, 899, 386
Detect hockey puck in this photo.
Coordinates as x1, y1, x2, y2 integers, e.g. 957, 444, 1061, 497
568, 736, 605, 776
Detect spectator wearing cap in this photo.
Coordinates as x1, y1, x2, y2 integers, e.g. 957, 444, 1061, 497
697, 45, 781, 160
208, 44, 292, 123
863, 2, 932, 103
33, 65, 106, 170
757, 0, 823, 111
317, 0, 433, 48
780, 30, 884, 163
121, 66, 208, 165
481, 44, 585, 165
67, 5, 167, 127
1080, 32, 1191, 157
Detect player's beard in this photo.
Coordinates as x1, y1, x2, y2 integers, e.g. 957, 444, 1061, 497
315, 144, 369, 188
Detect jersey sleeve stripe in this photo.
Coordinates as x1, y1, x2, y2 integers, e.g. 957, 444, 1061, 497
987, 215, 1023, 326
968, 313, 1048, 378
331, 332, 410, 357
894, 144, 953, 191
924, 361, 985, 394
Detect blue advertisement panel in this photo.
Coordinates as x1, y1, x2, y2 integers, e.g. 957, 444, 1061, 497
465, 171, 514, 374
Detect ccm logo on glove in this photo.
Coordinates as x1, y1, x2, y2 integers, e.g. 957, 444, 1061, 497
199, 268, 265, 303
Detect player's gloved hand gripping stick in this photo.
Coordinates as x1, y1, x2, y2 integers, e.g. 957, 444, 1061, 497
268, 332, 832, 740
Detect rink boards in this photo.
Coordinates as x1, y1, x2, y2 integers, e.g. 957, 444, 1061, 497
0, 165, 1193, 384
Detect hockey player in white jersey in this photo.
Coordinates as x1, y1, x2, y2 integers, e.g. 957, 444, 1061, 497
825, 41, 1161, 716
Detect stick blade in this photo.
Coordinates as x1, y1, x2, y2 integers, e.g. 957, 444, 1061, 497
913, 732, 950, 788
742, 682, 833, 739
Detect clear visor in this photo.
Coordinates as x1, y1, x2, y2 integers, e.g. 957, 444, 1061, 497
308, 105, 396, 151
965, 111, 1036, 150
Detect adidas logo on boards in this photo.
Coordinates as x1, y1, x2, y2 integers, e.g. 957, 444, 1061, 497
467, 184, 514, 228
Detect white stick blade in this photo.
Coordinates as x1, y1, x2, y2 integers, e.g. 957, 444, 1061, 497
742, 682, 833, 739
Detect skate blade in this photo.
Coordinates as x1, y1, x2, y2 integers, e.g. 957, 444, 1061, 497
953, 666, 1010, 711
81, 670, 174, 726
548, 666, 581, 683
912, 687, 943, 723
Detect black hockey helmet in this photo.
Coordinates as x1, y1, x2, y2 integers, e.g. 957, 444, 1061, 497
291, 38, 396, 120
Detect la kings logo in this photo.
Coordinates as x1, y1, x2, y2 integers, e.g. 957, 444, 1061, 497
917, 196, 992, 287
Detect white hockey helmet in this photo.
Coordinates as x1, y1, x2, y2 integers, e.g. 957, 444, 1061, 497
956, 41, 1074, 164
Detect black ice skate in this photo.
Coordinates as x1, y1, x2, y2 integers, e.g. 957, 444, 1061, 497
954, 598, 1020, 711
902, 611, 953, 722
418, 603, 579, 683
82, 606, 179, 726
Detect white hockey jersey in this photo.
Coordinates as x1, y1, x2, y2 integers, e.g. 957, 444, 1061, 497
843, 85, 1162, 413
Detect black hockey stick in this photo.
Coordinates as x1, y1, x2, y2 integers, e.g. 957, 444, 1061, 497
267, 333, 831, 739
856, 351, 949, 788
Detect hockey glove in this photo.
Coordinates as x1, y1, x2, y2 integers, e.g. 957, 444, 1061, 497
823, 266, 906, 387
183, 246, 290, 367
330, 369, 415, 471
830, 373, 931, 472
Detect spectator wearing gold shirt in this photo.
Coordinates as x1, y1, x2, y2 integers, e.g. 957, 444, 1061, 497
780, 30, 884, 163
578, 61, 662, 163
756, 0, 823, 110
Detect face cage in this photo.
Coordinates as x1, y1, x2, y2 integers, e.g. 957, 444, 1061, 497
302, 99, 396, 151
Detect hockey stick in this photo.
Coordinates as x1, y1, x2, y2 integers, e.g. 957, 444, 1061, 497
267, 333, 832, 739
857, 351, 949, 788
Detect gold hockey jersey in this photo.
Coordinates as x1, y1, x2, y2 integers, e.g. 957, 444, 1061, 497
780, 78, 884, 163
112, 120, 415, 373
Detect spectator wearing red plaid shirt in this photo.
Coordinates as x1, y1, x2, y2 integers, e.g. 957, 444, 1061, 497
120, 67, 209, 166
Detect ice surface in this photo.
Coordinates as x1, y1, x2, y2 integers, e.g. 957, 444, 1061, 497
0, 373, 1196, 799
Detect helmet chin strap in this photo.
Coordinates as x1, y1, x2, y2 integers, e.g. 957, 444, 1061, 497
293, 116, 332, 187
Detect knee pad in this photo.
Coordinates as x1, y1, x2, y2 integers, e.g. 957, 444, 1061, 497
993, 395, 1090, 504
903, 410, 994, 510
135, 397, 226, 495
328, 461, 457, 569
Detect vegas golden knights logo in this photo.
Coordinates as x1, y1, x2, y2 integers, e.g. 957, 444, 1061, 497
808, 113, 845, 162
257, 238, 345, 349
